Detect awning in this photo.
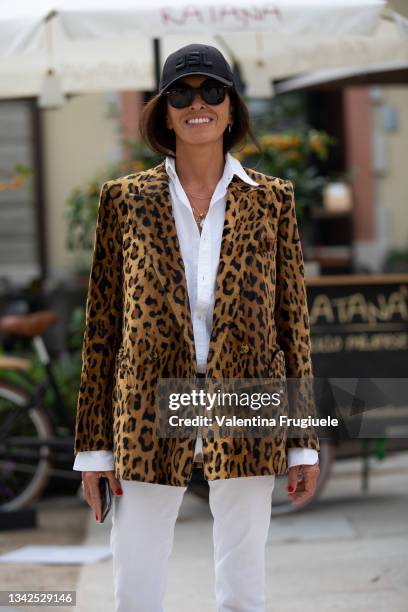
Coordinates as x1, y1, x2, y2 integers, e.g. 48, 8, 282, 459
1, 0, 405, 101
274, 60, 408, 94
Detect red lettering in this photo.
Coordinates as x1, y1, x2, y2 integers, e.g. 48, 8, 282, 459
161, 4, 282, 27
263, 6, 282, 21
160, 9, 182, 26
183, 7, 205, 23
161, 6, 206, 26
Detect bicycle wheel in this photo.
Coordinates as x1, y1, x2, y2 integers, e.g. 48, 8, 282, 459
0, 381, 53, 511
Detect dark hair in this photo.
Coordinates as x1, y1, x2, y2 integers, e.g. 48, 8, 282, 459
139, 86, 262, 160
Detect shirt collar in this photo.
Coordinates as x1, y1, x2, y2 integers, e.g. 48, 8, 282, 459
224, 152, 259, 186
165, 152, 259, 188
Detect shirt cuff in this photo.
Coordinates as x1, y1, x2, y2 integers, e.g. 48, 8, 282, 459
73, 450, 115, 472
287, 448, 319, 469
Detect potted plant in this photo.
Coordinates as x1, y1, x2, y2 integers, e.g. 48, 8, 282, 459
233, 129, 335, 221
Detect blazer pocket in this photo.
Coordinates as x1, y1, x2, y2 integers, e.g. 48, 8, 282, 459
115, 350, 134, 392
257, 215, 278, 254
258, 237, 278, 255
116, 332, 160, 387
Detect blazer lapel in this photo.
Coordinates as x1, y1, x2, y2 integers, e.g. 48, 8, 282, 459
126, 160, 265, 373
207, 176, 268, 369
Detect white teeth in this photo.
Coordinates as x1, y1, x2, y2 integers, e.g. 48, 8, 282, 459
187, 117, 211, 124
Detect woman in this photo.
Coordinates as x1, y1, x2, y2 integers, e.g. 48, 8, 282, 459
73, 43, 320, 612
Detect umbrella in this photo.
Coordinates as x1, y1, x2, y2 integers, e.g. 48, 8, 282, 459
0, 0, 403, 104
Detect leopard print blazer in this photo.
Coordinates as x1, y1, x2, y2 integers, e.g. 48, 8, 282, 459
74, 160, 320, 485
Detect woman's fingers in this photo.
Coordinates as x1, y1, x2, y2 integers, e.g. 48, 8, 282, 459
81, 470, 123, 521
82, 472, 103, 519
104, 471, 123, 496
287, 463, 320, 505
89, 479, 102, 520
287, 467, 300, 495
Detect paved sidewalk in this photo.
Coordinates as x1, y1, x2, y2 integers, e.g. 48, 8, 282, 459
1, 452, 407, 611
0, 495, 86, 612
74, 451, 408, 612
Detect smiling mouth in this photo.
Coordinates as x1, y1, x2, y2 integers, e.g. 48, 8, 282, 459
185, 117, 214, 126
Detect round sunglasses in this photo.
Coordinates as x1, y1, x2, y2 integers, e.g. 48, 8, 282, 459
163, 79, 231, 109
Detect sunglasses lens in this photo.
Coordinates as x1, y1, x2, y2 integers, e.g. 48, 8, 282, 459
167, 86, 192, 108
201, 81, 226, 105
166, 80, 228, 108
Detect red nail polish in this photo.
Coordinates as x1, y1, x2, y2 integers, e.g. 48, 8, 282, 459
115, 489, 123, 496
95, 514, 99, 521
288, 485, 294, 493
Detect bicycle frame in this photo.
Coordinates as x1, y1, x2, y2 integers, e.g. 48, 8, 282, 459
0, 334, 75, 449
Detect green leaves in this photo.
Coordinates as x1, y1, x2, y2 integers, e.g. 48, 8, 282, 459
64, 141, 160, 271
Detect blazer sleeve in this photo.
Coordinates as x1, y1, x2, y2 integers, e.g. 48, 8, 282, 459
275, 179, 320, 453
74, 181, 123, 454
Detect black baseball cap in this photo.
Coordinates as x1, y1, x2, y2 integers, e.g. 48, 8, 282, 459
159, 43, 235, 95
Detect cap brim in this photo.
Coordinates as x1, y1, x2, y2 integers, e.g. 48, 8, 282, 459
160, 72, 233, 94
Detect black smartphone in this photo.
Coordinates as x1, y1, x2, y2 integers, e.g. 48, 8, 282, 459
98, 477, 113, 523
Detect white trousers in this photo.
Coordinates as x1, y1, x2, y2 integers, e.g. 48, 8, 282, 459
110, 474, 275, 612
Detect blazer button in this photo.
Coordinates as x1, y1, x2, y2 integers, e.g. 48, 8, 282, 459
150, 349, 158, 361
239, 343, 250, 355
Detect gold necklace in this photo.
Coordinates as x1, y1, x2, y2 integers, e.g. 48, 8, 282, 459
189, 200, 208, 231
184, 189, 212, 200
182, 186, 212, 231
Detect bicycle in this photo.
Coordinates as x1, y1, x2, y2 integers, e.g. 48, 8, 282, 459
0, 310, 77, 511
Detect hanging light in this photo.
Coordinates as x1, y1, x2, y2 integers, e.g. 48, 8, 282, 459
38, 68, 64, 109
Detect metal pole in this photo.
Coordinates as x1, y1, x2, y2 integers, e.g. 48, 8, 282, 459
153, 38, 161, 93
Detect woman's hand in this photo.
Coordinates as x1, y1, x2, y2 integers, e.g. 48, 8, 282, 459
287, 462, 320, 506
81, 471, 123, 521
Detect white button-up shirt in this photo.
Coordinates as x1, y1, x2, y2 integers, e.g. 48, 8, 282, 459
73, 153, 318, 472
